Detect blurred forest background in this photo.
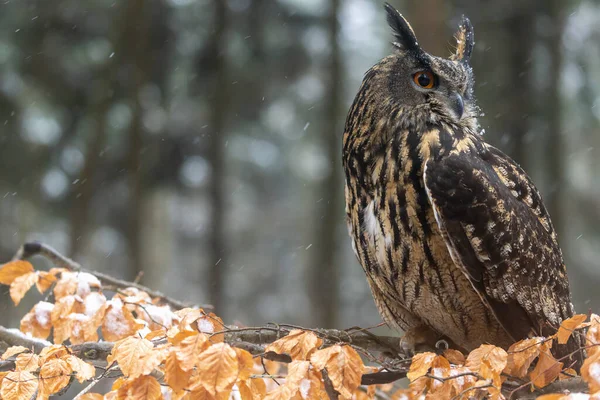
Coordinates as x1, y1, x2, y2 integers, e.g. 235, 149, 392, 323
0, 0, 599, 334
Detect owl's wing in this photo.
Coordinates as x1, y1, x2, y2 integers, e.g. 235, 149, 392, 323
422, 145, 574, 342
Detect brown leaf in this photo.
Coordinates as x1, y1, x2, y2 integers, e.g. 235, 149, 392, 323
118, 375, 162, 400
35, 271, 57, 294
1, 346, 29, 360
102, 298, 143, 342
582, 351, 600, 393
10, 272, 38, 305
39, 358, 72, 397
164, 350, 192, 393
0, 260, 34, 285
39, 344, 69, 364
529, 340, 563, 388
64, 355, 96, 383
20, 301, 54, 339
264, 360, 310, 400
406, 352, 437, 382
265, 330, 323, 361
107, 336, 154, 379
77, 394, 104, 400
557, 314, 587, 344
466, 344, 508, 375
236, 348, 254, 381
15, 353, 40, 372
0, 370, 38, 400
191, 342, 239, 396
587, 314, 600, 358
309, 344, 364, 399
443, 349, 465, 365
174, 332, 210, 372
139, 345, 169, 376
53, 271, 79, 300
504, 337, 544, 378
238, 379, 268, 400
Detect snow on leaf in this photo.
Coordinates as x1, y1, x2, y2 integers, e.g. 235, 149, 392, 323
53, 271, 79, 300
38, 358, 72, 397
0, 370, 38, 400
1, 346, 29, 360
586, 315, 600, 358
309, 344, 364, 399
582, 351, 600, 393
102, 298, 143, 342
190, 342, 239, 396
9, 272, 38, 305
35, 271, 57, 294
69, 313, 98, 344
14, 352, 40, 372
107, 336, 154, 379
117, 375, 162, 400
406, 352, 437, 382
64, 355, 96, 383
0, 260, 34, 285
264, 360, 310, 400
529, 340, 563, 388
504, 337, 544, 378
265, 329, 323, 361
557, 314, 588, 345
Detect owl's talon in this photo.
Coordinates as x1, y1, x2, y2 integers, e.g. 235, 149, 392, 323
435, 339, 449, 352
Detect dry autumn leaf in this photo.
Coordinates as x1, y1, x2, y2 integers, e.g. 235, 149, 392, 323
36, 271, 57, 294
504, 337, 544, 378
107, 336, 154, 379
174, 331, 210, 371
264, 360, 310, 400
38, 358, 72, 397
102, 298, 143, 341
465, 344, 508, 376
406, 352, 437, 382
191, 342, 239, 396
164, 349, 192, 393
20, 301, 54, 339
238, 378, 268, 400
1, 346, 29, 360
582, 351, 600, 393
0, 260, 34, 285
76, 394, 104, 400
64, 354, 96, 383
10, 271, 38, 305
529, 340, 563, 388
587, 315, 600, 358
443, 349, 465, 365
0, 370, 38, 400
117, 375, 162, 400
235, 347, 254, 381
265, 329, 323, 361
310, 344, 364, 399
14, 352, 40, 372
557, 314, 588, 345
39, 344, 70, 364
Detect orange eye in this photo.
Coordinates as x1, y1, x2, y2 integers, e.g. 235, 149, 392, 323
413, 71, 435, 89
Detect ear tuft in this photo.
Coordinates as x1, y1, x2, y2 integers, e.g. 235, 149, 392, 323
384, 3, 420, 53
451, 15, 475, 63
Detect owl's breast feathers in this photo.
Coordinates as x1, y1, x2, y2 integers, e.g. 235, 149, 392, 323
343, 123, 581, 362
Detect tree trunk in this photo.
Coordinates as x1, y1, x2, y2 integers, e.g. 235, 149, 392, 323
307, 0, 343, 328
205, 1, 230, 315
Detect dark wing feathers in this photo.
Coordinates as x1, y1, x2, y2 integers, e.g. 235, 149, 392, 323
423, 147, 573, 341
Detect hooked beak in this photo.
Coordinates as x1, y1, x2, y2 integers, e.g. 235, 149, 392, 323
448, 92, 464, 120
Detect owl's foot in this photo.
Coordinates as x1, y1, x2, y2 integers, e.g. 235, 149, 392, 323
399, 325, 453, 356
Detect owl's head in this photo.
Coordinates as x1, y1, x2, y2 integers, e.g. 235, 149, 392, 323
361, 4, 479, 133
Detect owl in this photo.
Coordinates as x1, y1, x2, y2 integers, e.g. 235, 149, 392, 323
343, 3, 581, 367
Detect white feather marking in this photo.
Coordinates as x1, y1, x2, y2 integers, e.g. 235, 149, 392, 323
363, 200, 378, 239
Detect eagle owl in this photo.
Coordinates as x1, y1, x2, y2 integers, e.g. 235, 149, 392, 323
343, 4, 580, 364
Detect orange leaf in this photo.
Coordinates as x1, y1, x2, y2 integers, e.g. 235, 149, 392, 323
139, 345, 169, 376
36, 271, 57, 294
465, 344, 507, 375
9, 272, 38, 305
174, 331, 210, 371
529, 341, 563, 388
118, 375, 162, 400
39, 358, 72, 397
1, 346, 29, 360
238, 378, 267, 400
405, 352, 437, 382
264, 360, 310, 400
20, 301, 54, 339
107, 336, 154, 379
191, 342, 239, 396
164, 350, 192, 393
582, 351, 600, 393
504, 337, 544, 378
77, 394, 104, 400
64, 355, 96, 383
39, 344, 69, 364
443, 349, 465, 365
102, 298, 143, 341
0, 260, 34, 285
53, 271, 79, 300
236, 348, 254, 381
586, 314, 600, 358
310, 344, 364, 399
557, 314, 587, 344
0, 370, 38, 400
265, 330, 323, 361
15, 353, 40, 372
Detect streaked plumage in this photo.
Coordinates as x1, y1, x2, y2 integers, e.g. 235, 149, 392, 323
343, 3, 580, 366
